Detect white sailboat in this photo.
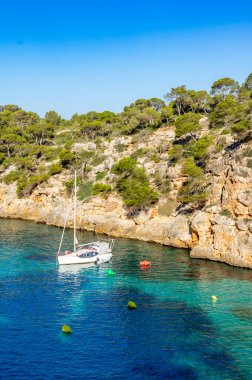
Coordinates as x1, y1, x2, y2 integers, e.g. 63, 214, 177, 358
57, 171, 114, 265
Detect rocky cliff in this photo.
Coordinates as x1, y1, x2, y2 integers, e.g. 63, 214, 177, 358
0, 126, 251, 268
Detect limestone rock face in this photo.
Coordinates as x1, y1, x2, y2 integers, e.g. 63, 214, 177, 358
189, 146, 252, 269
73, 142, 97, 152
191, 211, 213, 245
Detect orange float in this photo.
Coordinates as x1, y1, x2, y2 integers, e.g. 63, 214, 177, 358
140, 260, 151, 268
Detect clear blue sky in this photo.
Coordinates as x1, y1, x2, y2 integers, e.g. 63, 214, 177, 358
1, 0, 252, 118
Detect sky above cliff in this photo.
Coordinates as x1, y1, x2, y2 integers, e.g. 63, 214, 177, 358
1, 0, 252, 118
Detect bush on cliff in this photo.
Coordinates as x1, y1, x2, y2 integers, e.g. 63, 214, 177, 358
59, 149, 75, 168
182, 157, 203, 177
48, 162, 63, 176
113, 157, 158, 208
175, 113, 201, 138
77, 181, 93, 200
17, 173, 49, 197
92, 183, 112, 196
178, 179, 207, 205
3, 170, 21, 184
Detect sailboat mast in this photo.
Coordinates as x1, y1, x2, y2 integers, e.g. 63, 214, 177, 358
74, 170, 77, 252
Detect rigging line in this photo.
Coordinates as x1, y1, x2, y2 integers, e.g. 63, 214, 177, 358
57, 180, 75, 257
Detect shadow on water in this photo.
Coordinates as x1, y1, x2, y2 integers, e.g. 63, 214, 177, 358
95, 285, 243, 379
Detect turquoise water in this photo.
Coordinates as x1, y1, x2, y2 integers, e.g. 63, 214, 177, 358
0, 219, 251, 379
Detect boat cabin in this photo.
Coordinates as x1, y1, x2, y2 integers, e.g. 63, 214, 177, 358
77, 251, 98, 259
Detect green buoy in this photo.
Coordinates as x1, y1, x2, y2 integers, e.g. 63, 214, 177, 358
106, 269, 116, 276
62, 324, 72, 334
128, 301, 137, 310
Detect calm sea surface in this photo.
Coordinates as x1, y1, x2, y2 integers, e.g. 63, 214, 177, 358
0, 219, 251, 379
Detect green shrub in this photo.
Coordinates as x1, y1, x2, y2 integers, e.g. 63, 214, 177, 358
43, 146, 61, 161
85, 165, 92, 172
48, 162, 62, 175
112, 157, 137, 174
130, 148, 150, 160
113, 157, 158, 208
220, 209, 232, 217
220, 128, 231, 135
0, 153, 6, 165
231, 120, 249, 134
65, 179, 74, 193
117, 177, 158, 207
178, 191, 207, 204
178, 179, 207, 205
209, 97, 240, 128
91, 155, 105, 166
19, 157, 37, 171
3, 170, 20, 184
16, 173, 48, 197
114, 143, 126, 153
64, 139, 74, 149
17, 177, 28, 197
29, 173, 49, 187
77, 181, 93, 200
190, 136, 213, 160
175, 113, 201, 138
96, 171, 106, 180
182, 157, 203, 177
92, 183, 112, 196
168, 144, 184, 162
59, 149, 75, 168
149, 152, 160, 163
78, 149, 91, 157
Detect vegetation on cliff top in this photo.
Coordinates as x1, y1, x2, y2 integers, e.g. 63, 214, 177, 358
0, 74, 251, 211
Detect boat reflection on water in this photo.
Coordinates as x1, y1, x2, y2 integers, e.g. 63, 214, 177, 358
57, 262, 96, 275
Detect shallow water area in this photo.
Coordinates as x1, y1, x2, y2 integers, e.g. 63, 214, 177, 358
0, 219, 251, 379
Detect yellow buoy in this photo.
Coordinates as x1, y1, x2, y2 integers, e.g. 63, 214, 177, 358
128, 301, 137, 310
62, 324, 72, 334
211, 295, 218, 302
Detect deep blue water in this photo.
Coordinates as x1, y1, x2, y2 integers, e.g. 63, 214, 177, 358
0, 219, 251, 379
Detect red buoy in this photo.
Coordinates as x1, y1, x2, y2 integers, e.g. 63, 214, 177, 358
140, 260, 151, 268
